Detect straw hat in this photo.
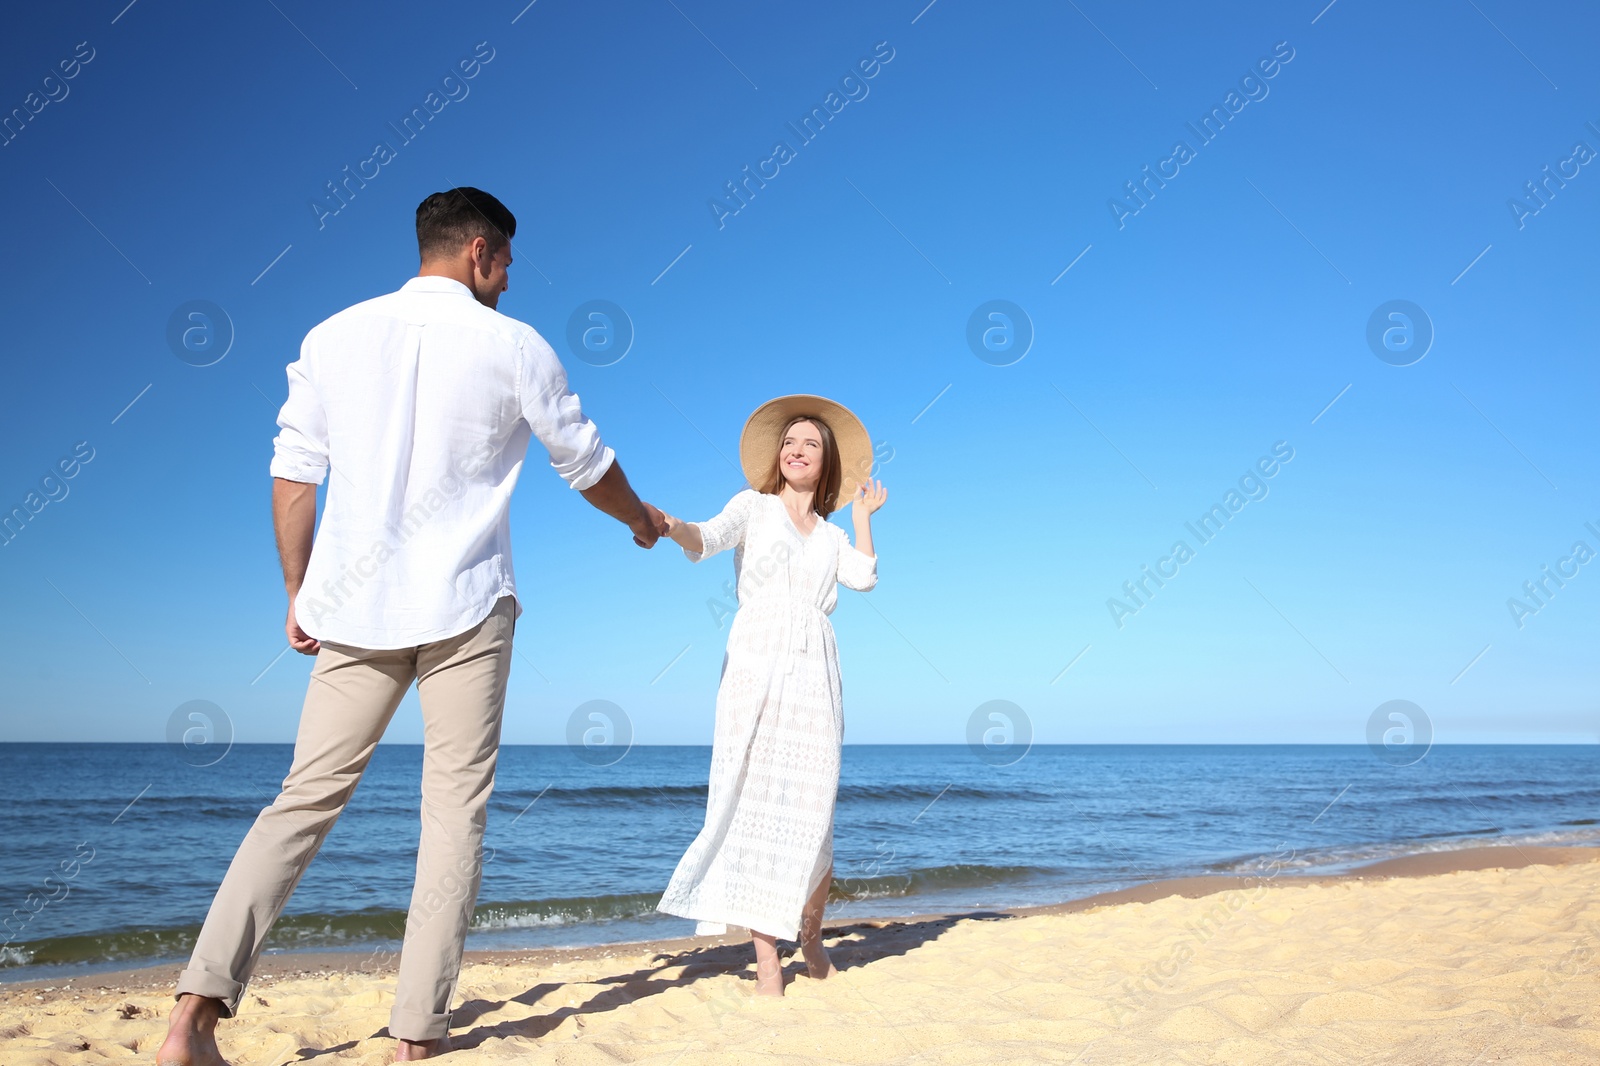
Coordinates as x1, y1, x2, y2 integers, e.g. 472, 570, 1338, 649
739, 394, 873, 511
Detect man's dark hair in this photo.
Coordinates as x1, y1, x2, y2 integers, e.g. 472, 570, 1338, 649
415, 187, 516, 261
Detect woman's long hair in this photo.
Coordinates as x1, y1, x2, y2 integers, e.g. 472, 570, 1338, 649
757, 414, 843, 517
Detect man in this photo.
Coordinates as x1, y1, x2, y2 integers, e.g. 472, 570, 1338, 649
158, 187, 664, 1064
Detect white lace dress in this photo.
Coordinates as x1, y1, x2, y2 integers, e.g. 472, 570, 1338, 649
657, 489, 878, 940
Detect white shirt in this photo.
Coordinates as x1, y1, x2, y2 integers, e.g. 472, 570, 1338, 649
270, 275, 615, 649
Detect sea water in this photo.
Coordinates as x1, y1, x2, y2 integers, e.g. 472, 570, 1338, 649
2, 743, 1595, 981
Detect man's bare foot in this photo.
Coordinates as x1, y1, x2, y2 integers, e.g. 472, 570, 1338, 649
157, 993, 227, 1066
800, 938, 835, 980
395, 1033, 451, 1060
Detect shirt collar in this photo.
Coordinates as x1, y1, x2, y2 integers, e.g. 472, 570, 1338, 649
402, 275, 477, 299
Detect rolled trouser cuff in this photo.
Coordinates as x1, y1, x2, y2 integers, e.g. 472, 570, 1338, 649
389, 1005, 453, 1043
174, 967, 245, 1017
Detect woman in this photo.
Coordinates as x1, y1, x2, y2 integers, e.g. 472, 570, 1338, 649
656, 395, 886, 996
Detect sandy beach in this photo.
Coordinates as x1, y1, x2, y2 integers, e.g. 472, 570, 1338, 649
3, 845, 1595, 1065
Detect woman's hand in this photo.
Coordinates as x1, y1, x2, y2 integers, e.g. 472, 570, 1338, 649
850, 479, 887, 519
659, 511, 705, 555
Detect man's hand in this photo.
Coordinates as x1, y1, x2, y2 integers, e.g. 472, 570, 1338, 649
632, 502, 668, 549
274, 478, 321, 653
286, 601, 321, 655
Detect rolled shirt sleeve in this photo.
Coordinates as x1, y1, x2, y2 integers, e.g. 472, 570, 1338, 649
515, 328, 614, 490
269, 353, 330, 485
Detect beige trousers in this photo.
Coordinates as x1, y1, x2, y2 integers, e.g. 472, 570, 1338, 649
176, 595, 516, 1042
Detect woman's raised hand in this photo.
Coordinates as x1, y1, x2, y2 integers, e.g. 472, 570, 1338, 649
850, 479, 887, 518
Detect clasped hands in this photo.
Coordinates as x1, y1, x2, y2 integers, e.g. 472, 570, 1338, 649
630, 502, 673, 549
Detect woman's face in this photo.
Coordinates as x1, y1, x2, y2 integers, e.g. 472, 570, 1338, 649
778, 420, 824, 492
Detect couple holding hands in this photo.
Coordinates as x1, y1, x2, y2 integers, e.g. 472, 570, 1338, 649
159, 188, 885, 1065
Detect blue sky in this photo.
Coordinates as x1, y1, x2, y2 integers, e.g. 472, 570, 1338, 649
1, 0, 1595, 746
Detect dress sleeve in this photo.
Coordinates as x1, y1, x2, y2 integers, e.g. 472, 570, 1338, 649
514, 327, 616, 490
269, 345, 330, 485
835, 524, 878, 591
685, 489, 758, 563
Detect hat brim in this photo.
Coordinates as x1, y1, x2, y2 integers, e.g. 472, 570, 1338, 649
739, 395, 873, 511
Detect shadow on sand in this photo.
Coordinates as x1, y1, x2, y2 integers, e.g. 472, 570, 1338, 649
446, 911, 1012, 1049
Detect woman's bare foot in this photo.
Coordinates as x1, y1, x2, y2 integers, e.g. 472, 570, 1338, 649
157, 994, 227, 1066
754, 960, 786, 996
752, 931, 786, 997
798, 864, 835, 979
800, 937, 835, 980
395, 1033, 451, 1060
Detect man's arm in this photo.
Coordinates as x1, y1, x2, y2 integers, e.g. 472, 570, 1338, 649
513, 330, 665, 547
579, 460, 666, 548
273, 477, 321, 654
